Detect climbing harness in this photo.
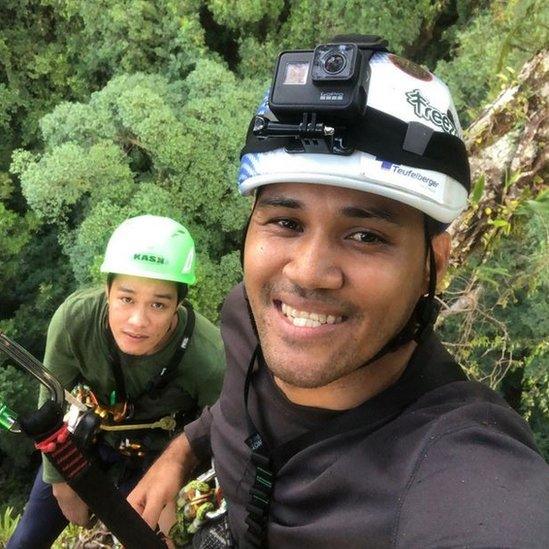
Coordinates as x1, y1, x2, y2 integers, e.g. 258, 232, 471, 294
169, 465, 231, 547
55, 301, 197, 458
0, 332, 167, 548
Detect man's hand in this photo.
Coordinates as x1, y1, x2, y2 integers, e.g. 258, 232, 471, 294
52, 481, 90, 525
128, 433, 198, 531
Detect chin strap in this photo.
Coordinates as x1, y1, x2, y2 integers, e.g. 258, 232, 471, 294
414, 240, 441, 342
324, 216, 440, 369
360, 228, 440, 366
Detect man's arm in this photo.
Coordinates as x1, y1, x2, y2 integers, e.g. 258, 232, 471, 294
128, 433, 198, 529
52, 482, 89, 526
394, 415, 549, 548
39, 299, 89, 521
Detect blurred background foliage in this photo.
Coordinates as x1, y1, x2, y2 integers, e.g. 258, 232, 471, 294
0, 0, 547, 517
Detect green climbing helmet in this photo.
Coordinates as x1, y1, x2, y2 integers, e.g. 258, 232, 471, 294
100, 215, 196, 285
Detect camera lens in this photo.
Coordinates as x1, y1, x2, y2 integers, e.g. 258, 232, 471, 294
324, 53, 346, 74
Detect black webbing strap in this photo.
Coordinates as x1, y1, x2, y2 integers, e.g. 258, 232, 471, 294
18, 401, 166, 548
242, 347, 273, 548
241, 106, 470, 192
144, 301, 196, 397
107, 301, 196, 403
241, 341, 466, 547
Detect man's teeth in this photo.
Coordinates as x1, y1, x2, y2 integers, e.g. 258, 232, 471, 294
281, 303, 343, 327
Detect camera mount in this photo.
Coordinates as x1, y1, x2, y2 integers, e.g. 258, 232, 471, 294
253, 112, 353, 155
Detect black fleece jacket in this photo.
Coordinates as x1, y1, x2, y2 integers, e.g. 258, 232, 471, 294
185, 283, 549, 548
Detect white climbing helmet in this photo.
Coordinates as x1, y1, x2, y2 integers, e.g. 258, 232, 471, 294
238, 47, 470, 223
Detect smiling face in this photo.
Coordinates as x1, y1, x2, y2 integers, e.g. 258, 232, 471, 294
106, 274, 179, 356
244, 183, 449, 394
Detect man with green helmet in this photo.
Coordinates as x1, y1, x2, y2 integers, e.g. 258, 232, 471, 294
8, 215, 225, 548
129, 36, 548, 548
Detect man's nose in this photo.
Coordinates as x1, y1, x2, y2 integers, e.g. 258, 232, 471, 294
127, 306, 149, 328
282, 233, 344, 291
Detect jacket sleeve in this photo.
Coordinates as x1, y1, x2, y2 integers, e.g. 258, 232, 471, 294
39, 302, 81, 484
393, 405, 549, 548
194, 338, 226, 409
182, 310, 226, 409
184, 404, 215, 462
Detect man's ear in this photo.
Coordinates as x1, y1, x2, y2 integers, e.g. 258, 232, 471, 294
430, 231, 451, 291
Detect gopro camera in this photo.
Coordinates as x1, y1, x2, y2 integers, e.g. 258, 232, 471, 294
251, 36, 388, 154
269, 40, 383, 120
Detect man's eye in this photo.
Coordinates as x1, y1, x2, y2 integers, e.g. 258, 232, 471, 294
348, 231, 385, 244
273, 218, 301, 231
151, 302, 166, 310
120, 296, 133, 304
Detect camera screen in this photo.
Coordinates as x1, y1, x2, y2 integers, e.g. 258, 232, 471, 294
284, 62, 309, 85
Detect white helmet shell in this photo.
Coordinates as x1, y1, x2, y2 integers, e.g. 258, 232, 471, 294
238, 52, 468, 223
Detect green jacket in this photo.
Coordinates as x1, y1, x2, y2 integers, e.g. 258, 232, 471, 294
39, 287, 225, 483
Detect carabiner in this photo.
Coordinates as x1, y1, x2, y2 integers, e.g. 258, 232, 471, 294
0, 332, 64, 406
0, 402, 21, 433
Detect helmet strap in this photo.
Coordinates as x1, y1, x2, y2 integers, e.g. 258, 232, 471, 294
240, 214, 252, 269
352, 220, 440, 367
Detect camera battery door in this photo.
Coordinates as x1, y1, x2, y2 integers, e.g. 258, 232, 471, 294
269, 46, 367, 119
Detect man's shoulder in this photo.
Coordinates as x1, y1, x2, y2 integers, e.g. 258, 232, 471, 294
393, 380, 549, 548
405, 380, 539, 453
219, 283, 257, 367
413, 380, 531, 433
189, 307, 223, 349
60, 287, 105, 310
52, 287, 106, 334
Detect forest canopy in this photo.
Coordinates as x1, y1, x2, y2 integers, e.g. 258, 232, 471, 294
0, 0, 547, 520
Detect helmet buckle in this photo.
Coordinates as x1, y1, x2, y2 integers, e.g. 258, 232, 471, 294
403, 121, 434, 156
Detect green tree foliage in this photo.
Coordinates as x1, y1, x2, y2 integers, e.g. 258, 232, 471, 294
59, 0, 209, 80
439, 192, 549, 455
0, 204, 38, 283
219, 0, 445, 80
11, 64, 259, 310
0, 203, 75, 506
435, 0, 549, 123
0, 0, 211, 160
1, 0, 547, 516
0, 506, 21, 546
0, 0, 90, 154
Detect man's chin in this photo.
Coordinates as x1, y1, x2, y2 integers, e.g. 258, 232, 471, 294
116, 341, 152, 357
265, 357, 344, 390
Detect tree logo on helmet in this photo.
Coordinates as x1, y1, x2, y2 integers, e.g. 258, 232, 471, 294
405, 89, 458, 135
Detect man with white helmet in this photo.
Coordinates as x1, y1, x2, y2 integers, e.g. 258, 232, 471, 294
129, 36, 549, 548
8, 215, 225, 548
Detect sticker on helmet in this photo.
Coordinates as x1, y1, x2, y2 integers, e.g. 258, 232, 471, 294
256, 90, 270, 116
405, 89, 458, 135
389, 54, 432, 81
133, 253, 166, 265
379, 160, 439, 189
182, 248, 195, 274
361, 155, 446, 204
238, 153, 260, 186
